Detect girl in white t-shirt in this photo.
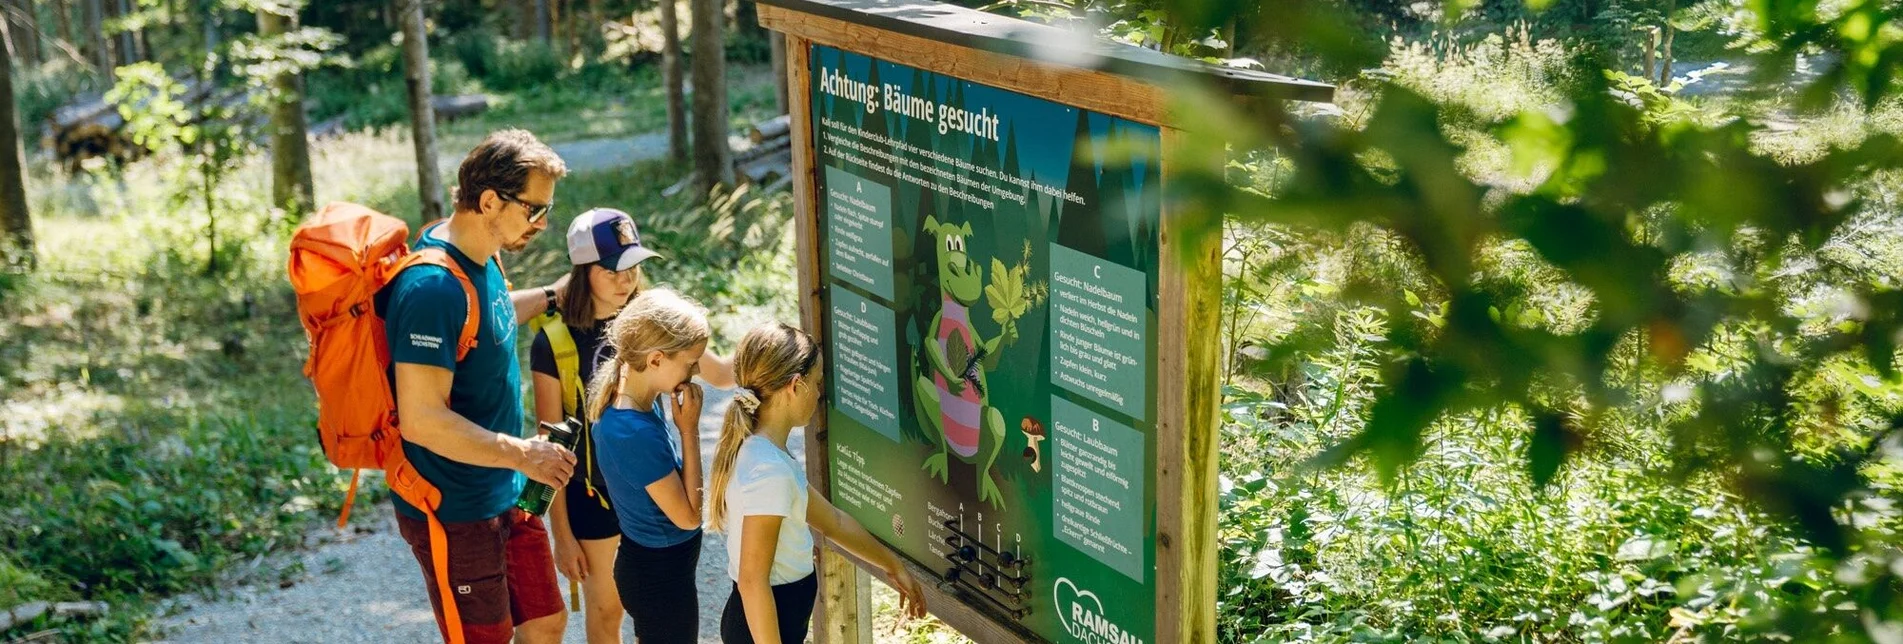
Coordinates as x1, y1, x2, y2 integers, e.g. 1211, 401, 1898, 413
706, 323, 928, 644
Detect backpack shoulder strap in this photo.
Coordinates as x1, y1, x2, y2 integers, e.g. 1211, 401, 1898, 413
536, 313, 585, 416
394, 248, 481, 362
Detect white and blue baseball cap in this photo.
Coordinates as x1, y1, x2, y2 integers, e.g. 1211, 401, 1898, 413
566, 208, 661, 271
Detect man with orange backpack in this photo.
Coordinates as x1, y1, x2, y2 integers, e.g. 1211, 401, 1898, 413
379, 129, 577, 644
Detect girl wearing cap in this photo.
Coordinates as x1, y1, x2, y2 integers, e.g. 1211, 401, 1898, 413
529, 208, 734, 644
706, 323, 927, 644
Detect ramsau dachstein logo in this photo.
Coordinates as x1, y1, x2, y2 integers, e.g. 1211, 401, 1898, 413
1054, 577, 1144, 644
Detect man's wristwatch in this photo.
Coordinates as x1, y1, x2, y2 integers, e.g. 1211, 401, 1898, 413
542, 286, 557, 312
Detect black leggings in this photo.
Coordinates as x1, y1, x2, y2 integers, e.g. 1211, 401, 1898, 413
614, 532, 703, 644
720, 573, 818, 644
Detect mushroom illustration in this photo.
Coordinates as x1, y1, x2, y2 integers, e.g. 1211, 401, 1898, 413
1020, 416, 1046, 473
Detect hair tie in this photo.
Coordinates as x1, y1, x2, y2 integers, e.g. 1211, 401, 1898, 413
733, 387, 762, 415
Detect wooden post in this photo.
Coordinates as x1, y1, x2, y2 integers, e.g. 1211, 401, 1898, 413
788, 34, 873, 644
1155, 127, 1221, 644
399, 0, 445, 222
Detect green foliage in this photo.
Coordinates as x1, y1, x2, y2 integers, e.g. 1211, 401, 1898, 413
486, 39, 568, 92
1169, 0, 1903, 639
107, 63, 258, 276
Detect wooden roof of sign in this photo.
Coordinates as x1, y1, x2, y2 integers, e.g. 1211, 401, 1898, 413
757, 0, 1334, 125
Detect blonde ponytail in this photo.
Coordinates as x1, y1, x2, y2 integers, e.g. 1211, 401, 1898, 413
706, 389, 759, 531
707, 323, 820, 532
587, 288, 711, 422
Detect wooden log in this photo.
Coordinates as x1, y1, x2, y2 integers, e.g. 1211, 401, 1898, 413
309, 115, 349, 139
52, 601, 108, 618
731, 131, 790, 164
747, 114, 791, 143
0, 601, 50, 631
430, 94, 490, 121
736, 147, 790, 184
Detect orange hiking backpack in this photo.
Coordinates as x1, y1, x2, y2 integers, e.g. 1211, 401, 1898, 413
287, 202, 480, 644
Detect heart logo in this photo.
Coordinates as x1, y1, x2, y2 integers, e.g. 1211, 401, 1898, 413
1053, 577, 1105, 641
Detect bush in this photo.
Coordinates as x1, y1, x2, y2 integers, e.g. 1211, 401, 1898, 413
487, 40, 567, 92
445, 28, 502, 79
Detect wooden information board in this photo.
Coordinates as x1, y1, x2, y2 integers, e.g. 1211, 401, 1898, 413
759, 2, 1332, 642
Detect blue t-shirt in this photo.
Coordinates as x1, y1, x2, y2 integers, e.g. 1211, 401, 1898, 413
377, 230, 525, 523
595, 405, 701, 547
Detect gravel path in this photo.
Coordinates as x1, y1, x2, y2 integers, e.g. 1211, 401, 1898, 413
154, 384, 809, 643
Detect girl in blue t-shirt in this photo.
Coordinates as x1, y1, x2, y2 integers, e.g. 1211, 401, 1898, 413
586, 288, 712, 644
706, 323, 928, 644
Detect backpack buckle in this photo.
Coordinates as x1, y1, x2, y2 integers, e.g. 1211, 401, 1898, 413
348, 302, 367, 318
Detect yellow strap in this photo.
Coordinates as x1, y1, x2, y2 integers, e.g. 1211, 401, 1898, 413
536, 313, 610, 509
539, 314, 584, 416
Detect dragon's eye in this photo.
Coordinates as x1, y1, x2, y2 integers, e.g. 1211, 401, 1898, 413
945, 236, 956, 252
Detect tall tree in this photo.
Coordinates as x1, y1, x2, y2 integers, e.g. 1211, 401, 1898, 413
53, 0, 74, 56
399, 0, 443, 221
1657, 0, 1676, 85
112, 0, 135, 64
0, 29, 34, 269
259, 4, 314, 219
688, 0, 730, 191
4, 0, 41, 66
660, 0, 686, 163
535, 0, 550, 43
81, 0, 107, 73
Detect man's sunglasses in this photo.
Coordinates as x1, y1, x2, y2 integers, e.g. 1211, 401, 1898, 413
498, 192, 554, 224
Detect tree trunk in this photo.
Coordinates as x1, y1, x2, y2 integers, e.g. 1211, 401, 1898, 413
55, 0, 73, 49
1658, 0, 1676, 85
735, 0, 761, 39
534, 0, 550, 43
7, 0, 41, 66
113, 0, 134, 64
259, 7, 314, 220
769, 31, 786, 114
660, 0, 686, 164
690, 0, 731, 192
400, 0, 445, 221
0, 31, 35, 269
81, 0, 106, 73
1641, 26, 1657, 81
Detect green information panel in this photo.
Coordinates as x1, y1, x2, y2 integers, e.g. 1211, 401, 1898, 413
813, 44, 1162, 644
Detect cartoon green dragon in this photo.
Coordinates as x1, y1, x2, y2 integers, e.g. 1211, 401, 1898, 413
913, 216, 1033, 510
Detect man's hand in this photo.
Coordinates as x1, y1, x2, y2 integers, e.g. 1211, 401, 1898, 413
516, 437, 577, 488
549, 272, 571, 299
671, 382, 704, 435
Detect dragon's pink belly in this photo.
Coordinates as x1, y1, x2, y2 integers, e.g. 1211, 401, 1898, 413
932, 373, 983, 458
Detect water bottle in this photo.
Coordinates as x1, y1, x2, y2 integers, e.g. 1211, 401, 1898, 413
516, 418, 581, 515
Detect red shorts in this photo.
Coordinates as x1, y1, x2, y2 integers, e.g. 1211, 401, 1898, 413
397, 508, 564, 644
